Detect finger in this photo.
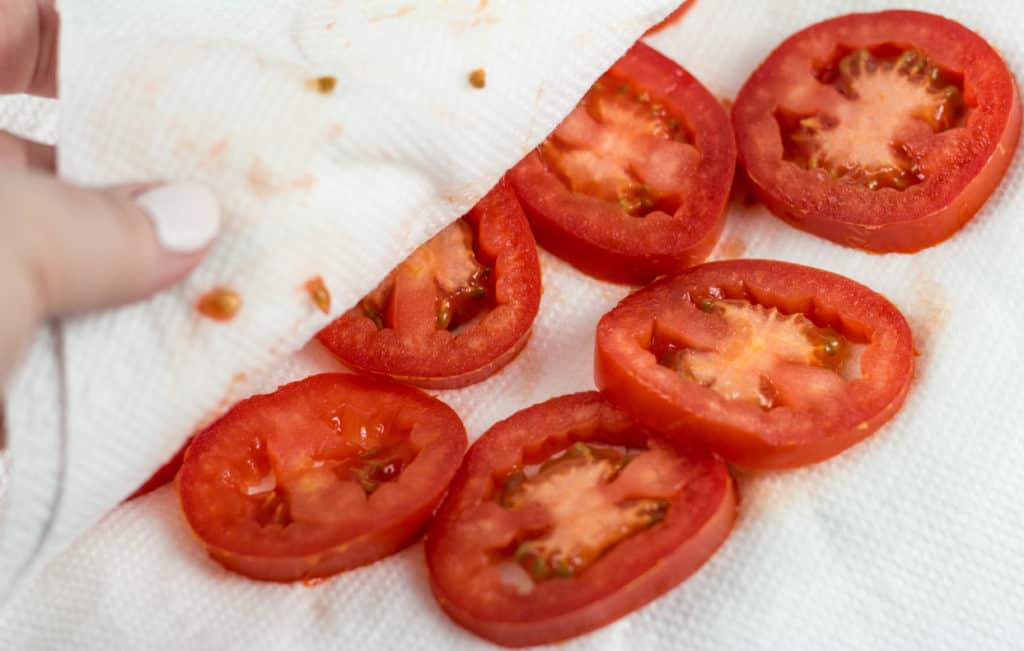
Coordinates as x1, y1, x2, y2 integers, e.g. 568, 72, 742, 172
2, 170, 221, 318
0, 0, 59, 97
0, 130, 54, 170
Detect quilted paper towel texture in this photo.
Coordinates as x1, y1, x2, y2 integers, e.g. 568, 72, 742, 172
0, 0, 680, 601
4, 0, 1024, 650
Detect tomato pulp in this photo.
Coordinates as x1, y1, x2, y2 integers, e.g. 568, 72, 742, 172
426, 392, 736, 647
511, 43, 735, 284
317, 179, 541, 389
732, 11, 1021, 252
177, 373, 467, 582
595, 260, 915, 468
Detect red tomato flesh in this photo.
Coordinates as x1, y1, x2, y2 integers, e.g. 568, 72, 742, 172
732, 11, 1021, 252
510, 43, 735, 284
177, 373, 467, 582
426, 392, 736, 647
595, 260, 915, 468
317, 179, 541, 389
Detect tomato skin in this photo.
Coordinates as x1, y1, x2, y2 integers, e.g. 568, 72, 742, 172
127, 441, 189, 500
317, 178, 541, 389
732, 11, 1021, 252
644, 0, 697, 36
595, 260, 914, 469
510, 43, 735, 285
177, 373, 467, 583
426, 392, 736, 647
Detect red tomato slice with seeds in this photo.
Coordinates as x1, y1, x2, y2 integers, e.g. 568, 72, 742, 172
732, 11, 1021, 252
510, 43, 735, 285
595, 260, 914, 468
426, 392, 736, 647
177, 373, 467, 582
317, 179, 541, 389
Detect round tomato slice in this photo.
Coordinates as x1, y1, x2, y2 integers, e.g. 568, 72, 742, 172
595, 260, 914, 468
426, 392, 736, 647
317, 179, 541, 389
732, 11, 1021, 252
510, 43, 735, 285
177, 373, 467, 582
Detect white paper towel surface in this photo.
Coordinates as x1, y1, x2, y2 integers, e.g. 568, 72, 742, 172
3, 0, 1024, 649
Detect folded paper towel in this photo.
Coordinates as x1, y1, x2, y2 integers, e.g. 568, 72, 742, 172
3, 0, 1024, 649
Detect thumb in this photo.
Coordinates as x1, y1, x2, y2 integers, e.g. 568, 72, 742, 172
4, 170, 220, 319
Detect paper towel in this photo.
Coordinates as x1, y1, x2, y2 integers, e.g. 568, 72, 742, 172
3, 0, 1024, 649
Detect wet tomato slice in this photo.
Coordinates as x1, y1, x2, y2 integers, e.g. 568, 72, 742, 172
317, 179, 541, 389
732, 11, 1021, 252
426, 392, 736, 647
510, 43, 735, 284
595, 260, 914, 468
177, 373, 467, 582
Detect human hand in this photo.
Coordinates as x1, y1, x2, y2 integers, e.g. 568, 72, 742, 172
0, 0, 221, 385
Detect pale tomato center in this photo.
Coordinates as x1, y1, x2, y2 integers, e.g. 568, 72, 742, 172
659, 299, 857, 410
540, 79, 695, 216
500, 444, 667, 580
778, 48, 965, 190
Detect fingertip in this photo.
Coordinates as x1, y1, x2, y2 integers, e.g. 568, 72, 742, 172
135, 182, 221, 254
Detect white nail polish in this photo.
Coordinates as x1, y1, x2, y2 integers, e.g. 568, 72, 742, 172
136, 182, 221, 253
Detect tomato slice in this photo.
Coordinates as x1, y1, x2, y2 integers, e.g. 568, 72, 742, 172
426, 392, 736, 647
595, 260, 914, 468
509, 43, 735, 285
317, 179, 541, 389
644, 0, 697, 36
177, 373, 467, 582
732, 11, 1021, 252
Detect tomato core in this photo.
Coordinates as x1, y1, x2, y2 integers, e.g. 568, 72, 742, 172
498, 443, 668, 581
651, 297, 859, 411
777, 46, 966, 191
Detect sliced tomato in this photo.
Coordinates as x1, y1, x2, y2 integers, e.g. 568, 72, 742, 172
732, 11, 1021, 252
644, 0, 697, 36
127, 441, 189, 500
510, 43, 735, 284
426, 392, 736, 647
317, 179, 541, 389
177, 373, 467, 582
595, 260, 914, 468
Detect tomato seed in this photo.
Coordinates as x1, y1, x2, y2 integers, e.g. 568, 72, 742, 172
196, 288, 242, 321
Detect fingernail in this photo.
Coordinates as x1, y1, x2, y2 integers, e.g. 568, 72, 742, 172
136, 182, 221, 253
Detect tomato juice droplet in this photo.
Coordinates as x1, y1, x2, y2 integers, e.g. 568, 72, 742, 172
468, 68, 486, 89
307, 76, 337, 94
196, 287, 242, 321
